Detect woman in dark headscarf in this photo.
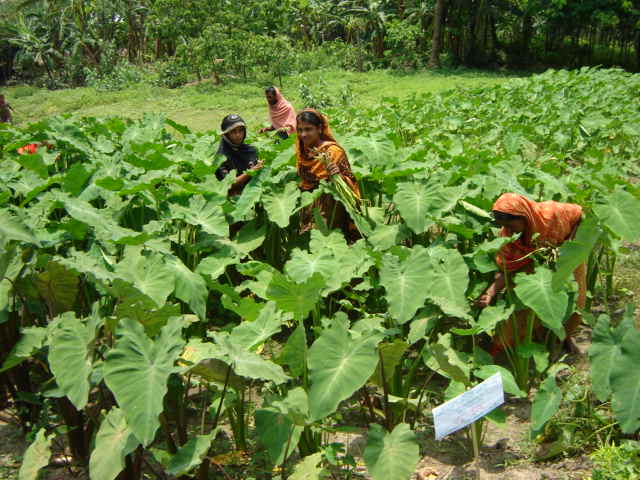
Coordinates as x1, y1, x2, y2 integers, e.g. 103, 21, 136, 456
215, 114, 262, 195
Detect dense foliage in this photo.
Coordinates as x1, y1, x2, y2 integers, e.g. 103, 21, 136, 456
0, 0, 639, 88
1, 67, 640, 479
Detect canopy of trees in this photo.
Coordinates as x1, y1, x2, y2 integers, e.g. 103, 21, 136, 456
0, 0, 639, 88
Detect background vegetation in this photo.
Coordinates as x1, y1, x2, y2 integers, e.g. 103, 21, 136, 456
0, 0, 639, 90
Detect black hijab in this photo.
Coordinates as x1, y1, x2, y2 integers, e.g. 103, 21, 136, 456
215, 136, 258, 180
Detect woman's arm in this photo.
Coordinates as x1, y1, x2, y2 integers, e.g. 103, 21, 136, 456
475, 272, 506, 308
229, 161, 264, 195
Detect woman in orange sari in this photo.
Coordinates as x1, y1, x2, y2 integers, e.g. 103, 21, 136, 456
295, 109, 360, 236
475, 193, 586, 352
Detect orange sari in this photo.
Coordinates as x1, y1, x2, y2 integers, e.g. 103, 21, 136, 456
295, 109, 360, 236
492, 193, 586, 350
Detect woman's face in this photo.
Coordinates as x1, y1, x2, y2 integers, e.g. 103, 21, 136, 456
297, 121, 321, 148
265, 91, 277, 105
226, 126, 245, 145
496, 216, 527, 234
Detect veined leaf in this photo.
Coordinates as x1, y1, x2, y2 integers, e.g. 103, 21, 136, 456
167, 430, 218, 476
48, 312, 97, 409
0, 326, 47, 372
104, 317, 186, 446
552, 215, 601, 289
0, 209, 39, 245
514, 267, 568, 340
263, 182, 300, 228
308, 321, 382, 421
18, 428, 52, 480
594, 188, 640, 242
364, 423, 419, 480
89, 408, 140, 480
423, 246, 470, 319
229, 301, 284, 350
530, 374, 562, 434
393, 181, 462, 234
289, 452, 328, 480
610, 325, 640, 433
165, 255, 207, 320
266, 272, 324, 322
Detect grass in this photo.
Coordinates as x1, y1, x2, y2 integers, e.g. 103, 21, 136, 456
3, 68, 518, 132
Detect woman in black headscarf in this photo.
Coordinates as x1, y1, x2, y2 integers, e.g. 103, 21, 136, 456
215, 114, 263, 195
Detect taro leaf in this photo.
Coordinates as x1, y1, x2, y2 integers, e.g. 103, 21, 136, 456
393, 181, 462, 234
609, 325, 640, 433
179, 339, 243, 388
113, 284, 181, 337
514, 268, 567, 340
552, 215, 601, 289
476, 301, 514, 335
62, 163, 93, 196
285, 250, 337, 285
104, 317, 186, 446
278, 322, 307, 378
0, 326, 47, 372
232, 165, 269, 221
308, 321, 382, 421
266, 272, 324, 322
34, 261, 79, 316
207, 333, 290, 385
229, 301, 284, 350
255, 408, 302, 465
167, 430, 218, 476
195, 245, 238, 281
171, 195, 228, 237
379, 247, 431, 324
263, 182, 300, 228
164, 255, 207, 320
593, 188, 640, 242
113, 248, 174, 308
363, 423, 419, 480
89, 408, 140, 480
18, 428, 52, 480
289, 452, 327, 480
430, 342, 470, 386
371, 339, 408, 387
423, 246, 470, 320
256, 388, 308, 465
589, 313, 633, 402
48, 312, 96, 409
530, 374, 562, 435
474, 365, 525, 398
0, 209, 39, 245
516, 342, 549, 374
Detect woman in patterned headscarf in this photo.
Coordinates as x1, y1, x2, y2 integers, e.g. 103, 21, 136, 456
295, 108, 360, 237
259, 86, 297, 139
476, 193, 586, 352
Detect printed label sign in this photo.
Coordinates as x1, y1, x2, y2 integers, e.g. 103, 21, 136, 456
433, 373, 505, 441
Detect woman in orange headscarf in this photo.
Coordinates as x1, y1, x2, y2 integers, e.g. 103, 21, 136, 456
475, 193, 586, 352
295, 108, 360, 236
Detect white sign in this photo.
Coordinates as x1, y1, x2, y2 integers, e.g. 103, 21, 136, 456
433, 373, 505, 441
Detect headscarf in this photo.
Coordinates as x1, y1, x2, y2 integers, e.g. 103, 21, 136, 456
215, 125, 258, 181
268, 87, 297, 134
493, 193, 582, 272
295, 108, 359, 196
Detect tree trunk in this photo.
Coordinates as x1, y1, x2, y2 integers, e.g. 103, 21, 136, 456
521, 14, 533, 62
429, 0, 446, 68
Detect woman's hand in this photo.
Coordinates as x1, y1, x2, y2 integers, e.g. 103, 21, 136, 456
251, 160, 264, 170
474, 291, 494, 309
326, 162, 339, 176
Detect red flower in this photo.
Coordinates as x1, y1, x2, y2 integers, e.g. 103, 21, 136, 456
17, 143, 38, 155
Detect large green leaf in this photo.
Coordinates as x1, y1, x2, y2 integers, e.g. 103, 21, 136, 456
18, 428, 52, 480
514, 267, 568, 340
474, 365, 525, 398
48, 312, 97, 409
170, 195, 228, 237
104, 317, 185, 446
363, 423, 419, 480
423, 246, 470, 319
167, 430, 217, 476
112, 247, 174, 308
289, 452, 328, 480
165, 255, 207, 320
278, 322, 307, 377
262, 182, 300, 228
393, 181, 462, 234
610, 326, 640, 433
593, 188, 640, 242
552, 215, 601, 289
266, 272, 324, 322
0, 209, 39, 245
530, 374, 562, 434
308, 321, 381, 421
229, 301, 284, 350
89, 408, 140, 480
34, 261, 79, 316
371, 339, 408, 387
0, 326, 47, 372
589, 313, 632, 402
379, 247, 431, 324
